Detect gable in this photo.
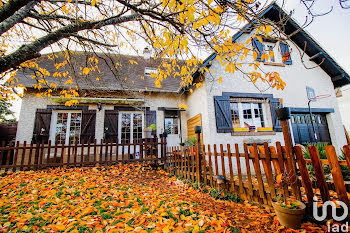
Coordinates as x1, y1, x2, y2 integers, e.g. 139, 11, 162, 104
193, 3, 350, 88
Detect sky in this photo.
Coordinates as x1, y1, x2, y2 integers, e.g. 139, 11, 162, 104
8, 0, 350, 119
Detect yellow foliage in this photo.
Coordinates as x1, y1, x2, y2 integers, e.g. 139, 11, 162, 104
178, 104, 187, 110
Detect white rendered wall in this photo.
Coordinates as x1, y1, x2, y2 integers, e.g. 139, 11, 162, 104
16, 92, 185, 144
194, 31, 347, 154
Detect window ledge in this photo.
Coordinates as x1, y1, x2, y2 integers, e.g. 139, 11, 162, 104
263, 62, 285, 67
231, 131, 276, 136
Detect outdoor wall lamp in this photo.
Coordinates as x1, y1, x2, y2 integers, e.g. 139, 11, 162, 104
97, 102, 102, 111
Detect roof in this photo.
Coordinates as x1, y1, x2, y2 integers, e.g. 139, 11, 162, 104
193, 3, 350, 88
15, 52, 183, 93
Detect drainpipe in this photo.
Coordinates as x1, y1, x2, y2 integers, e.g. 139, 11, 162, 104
308, 100, 318, 143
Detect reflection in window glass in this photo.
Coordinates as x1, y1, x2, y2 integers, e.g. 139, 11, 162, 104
165, 117, 178, 134
55, 113, 68, 144
121, 113, 131, 143
230, 102, 265, 128
69, 113, 81, 144
230, 103, 240, 127
265, 44, 275, 62
55, 112, 81, 144
133, 113, 143, 143
252, 103, 264, 127
120, 112, 144, 144
242, 103, 253, 127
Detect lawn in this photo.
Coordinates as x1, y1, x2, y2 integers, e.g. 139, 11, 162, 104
0, 164, 325, 232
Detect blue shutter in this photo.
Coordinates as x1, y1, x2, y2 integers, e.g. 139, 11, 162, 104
214, 96, 233, 133
252, 37, 265, 62
279, 42, 292, 65
269, 98, 282, 132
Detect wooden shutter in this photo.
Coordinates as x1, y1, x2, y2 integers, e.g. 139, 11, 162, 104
252, 37, 264, 62
214, 96, 233, 133
80, 110, 96, 142
279, 42, 292, 65
32, 109, 52, 143
187, 114, 203, 143
269, 98, 282, 132
145, 110, 157, 135
104, 110, 119, 142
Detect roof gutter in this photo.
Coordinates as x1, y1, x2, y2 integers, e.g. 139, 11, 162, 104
50, 96, 145, 105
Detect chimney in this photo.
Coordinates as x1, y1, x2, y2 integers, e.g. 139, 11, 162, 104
143, 47, 151, 60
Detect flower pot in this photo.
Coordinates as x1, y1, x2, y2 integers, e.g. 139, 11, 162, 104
144, 128, 152, 138
249, 126, 256, 132
272, 200, 306, 229
275, 107, 291, 120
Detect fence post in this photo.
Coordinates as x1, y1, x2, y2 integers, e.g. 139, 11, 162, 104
294, 146, 314, 203
195, 126, 202, 183
278, 107, 301, 200
325, 145, 350, 208
308, 145, 330, 203
163, 134, 167, 167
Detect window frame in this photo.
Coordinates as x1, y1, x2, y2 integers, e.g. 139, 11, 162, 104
263, 41, 280, 63
164, 117, 179, 135
50, 110, 82, 145
118, 111, 144, 144
230, 101, 267, 128
144, 67, 158, 77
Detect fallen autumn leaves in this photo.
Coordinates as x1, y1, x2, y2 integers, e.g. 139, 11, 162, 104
0, 164, 326, 232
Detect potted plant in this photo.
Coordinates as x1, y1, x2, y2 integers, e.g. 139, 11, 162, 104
144, 124, 156, 138
272, 174, 306, 229
184, 136, 197, 147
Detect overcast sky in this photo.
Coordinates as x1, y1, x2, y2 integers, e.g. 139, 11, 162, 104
9, 0, 350, 118
281, 0, 350, 74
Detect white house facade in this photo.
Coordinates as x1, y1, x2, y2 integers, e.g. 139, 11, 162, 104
15, 3, 350, 154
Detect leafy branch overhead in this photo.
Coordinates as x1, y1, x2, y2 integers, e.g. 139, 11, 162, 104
0, 0, 344, 99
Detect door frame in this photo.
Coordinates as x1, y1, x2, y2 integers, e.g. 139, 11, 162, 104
290, 108, 333, 145
118, 111, 144, 144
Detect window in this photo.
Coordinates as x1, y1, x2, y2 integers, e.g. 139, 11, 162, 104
265, 43, 275, 62
144, 67, 158, 77
52, 111, 82, 144
230, 103, 240, 127
119, 112, 143, 143
230, 102, 266, 128
264, 42, 276, 62
165, 117, 179, 134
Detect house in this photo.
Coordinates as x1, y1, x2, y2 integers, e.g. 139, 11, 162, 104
15, 3, 349, 154
337, 86, 350, 140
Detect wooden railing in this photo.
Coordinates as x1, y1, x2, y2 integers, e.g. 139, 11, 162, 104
167, 142, 350, 208
0, 138, 167, 171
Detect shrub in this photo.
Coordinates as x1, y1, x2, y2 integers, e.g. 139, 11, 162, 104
302, 142, 350, 181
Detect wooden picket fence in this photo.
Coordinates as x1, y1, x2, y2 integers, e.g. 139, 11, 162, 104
167, 142, 350, 208
0, 138, 167, 171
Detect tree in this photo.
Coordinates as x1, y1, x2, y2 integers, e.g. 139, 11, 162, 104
0, 0, 346, 100
0, 98, 15, 122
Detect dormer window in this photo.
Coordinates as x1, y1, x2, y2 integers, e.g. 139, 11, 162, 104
252, 37, 292, 65
144, 67, 158, 77
264, 42, 276, 62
